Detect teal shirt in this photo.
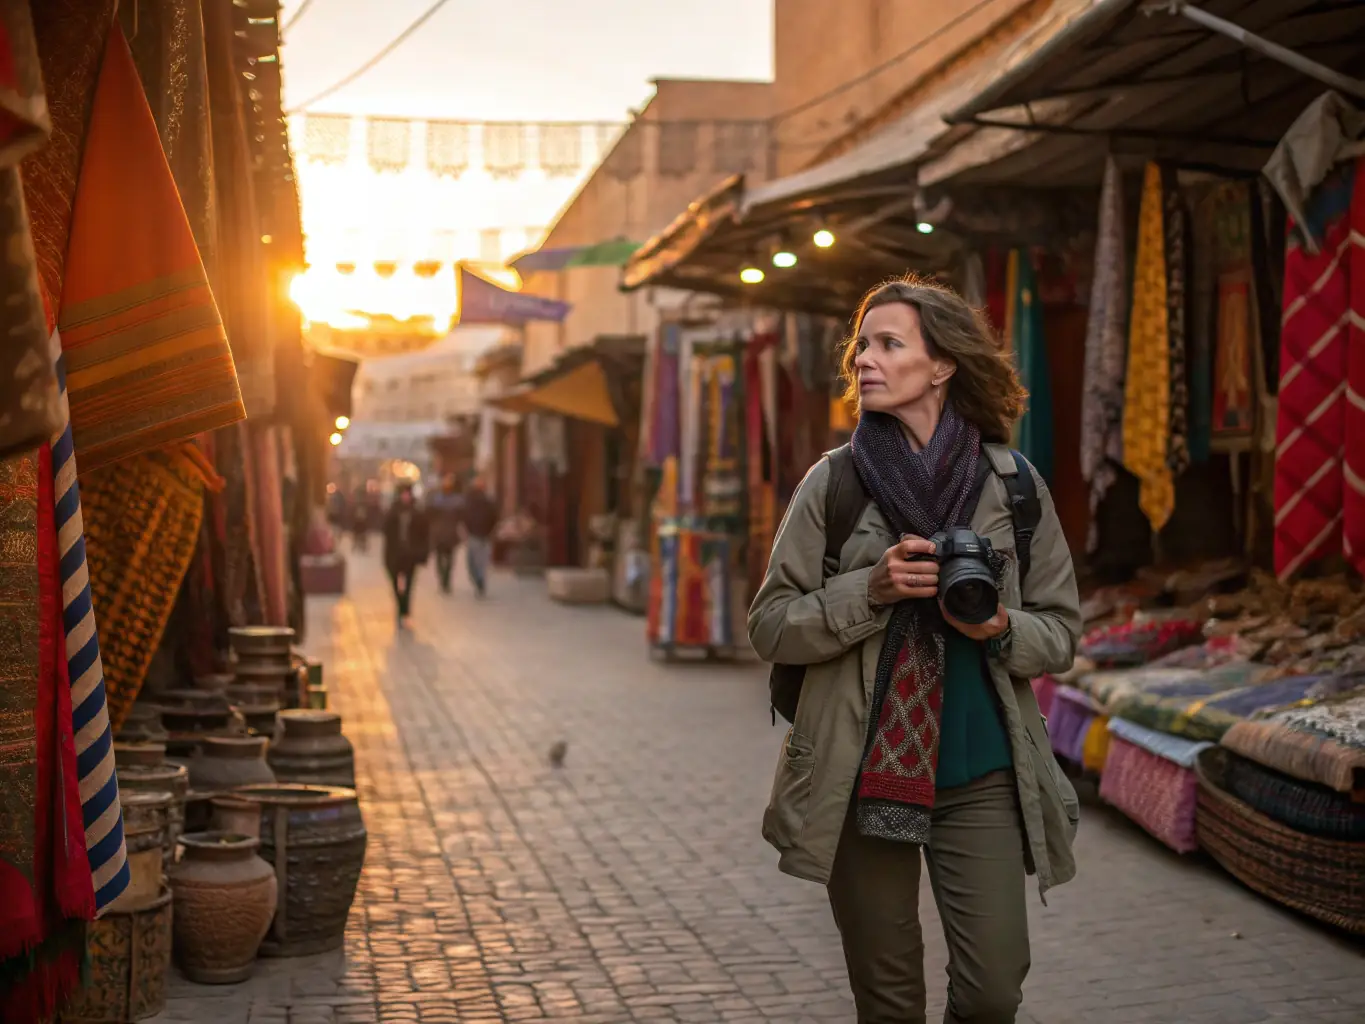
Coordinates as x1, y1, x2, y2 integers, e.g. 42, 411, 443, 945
936, 628, 1013, 791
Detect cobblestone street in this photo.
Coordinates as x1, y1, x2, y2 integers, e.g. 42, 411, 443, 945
154, 555, 1365, 1024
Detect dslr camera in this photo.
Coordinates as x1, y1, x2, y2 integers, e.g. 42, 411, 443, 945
927, 528, 999, 625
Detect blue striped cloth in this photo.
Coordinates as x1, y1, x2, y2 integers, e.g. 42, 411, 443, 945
49, 329, 128, 912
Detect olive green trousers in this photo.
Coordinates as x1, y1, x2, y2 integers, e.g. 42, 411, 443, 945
827, 771, 1030, 1024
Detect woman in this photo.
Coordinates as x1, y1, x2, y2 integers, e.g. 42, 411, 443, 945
748, 277, 1081, 1024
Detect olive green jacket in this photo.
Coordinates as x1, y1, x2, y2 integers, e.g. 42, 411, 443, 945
747, 445, 1082, 897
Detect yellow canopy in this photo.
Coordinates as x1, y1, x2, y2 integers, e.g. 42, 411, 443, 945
487, 358, 619, 427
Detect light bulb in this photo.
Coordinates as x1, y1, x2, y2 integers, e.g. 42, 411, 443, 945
335, 415, 351, 430
740, 267, 765, 284
813, 229, 835, 248
916, 222, 935, 234
329, 432, 343, 447
772, 251, 797, 269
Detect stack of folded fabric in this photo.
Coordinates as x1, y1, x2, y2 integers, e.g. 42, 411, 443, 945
1100, 718, 1212, 853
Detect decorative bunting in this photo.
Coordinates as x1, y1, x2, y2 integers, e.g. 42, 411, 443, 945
426, 120, 469, 178
483, 123, 524, 179
303, 113, 351, 165
538, 124, 581, 177
366, 117, 410, 174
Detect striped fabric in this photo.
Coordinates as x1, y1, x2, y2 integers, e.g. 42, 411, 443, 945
1274, 162, 1357, 578
48, 328, 128, 913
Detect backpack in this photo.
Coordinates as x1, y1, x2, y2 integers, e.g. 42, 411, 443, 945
767, 443, 1042, 725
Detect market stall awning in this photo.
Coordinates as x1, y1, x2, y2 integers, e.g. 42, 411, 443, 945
306, 348, 360, 419
485, 337, 646, 428
509, 239, 641, 274
925, 0, 1365, 190
620, 0, 1099, 313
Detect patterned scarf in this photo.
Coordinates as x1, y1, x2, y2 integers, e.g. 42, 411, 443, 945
850, 406, 982, 844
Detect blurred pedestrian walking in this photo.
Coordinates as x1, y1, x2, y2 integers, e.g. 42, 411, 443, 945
429, 475, 465, 594
460, 478, 497, 598
382, 483, 429, 625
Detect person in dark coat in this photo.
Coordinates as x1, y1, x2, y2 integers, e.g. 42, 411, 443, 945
382, 483, 430, 624
460, 478, 498, 597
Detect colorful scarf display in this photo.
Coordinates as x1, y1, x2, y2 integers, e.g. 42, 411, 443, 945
55, 25, 243, 473
1123, 163, 1176, 532
851, 406, 982, 844
1273, 161, 1357, 579
1080, 157, 1128, 548
1010, 250, 1054, 483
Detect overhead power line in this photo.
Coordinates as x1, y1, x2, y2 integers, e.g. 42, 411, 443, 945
771, 0, 1002, 123
288, 0, 456, 113
282, 0, 319, 35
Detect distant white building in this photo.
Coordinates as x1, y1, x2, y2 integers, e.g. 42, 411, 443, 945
352, 324, 515, 423
336, 324, 516, 484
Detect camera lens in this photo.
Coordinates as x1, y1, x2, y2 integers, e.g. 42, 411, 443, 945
938, 545, 998, 625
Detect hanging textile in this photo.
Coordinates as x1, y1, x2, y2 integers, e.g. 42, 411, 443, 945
1122, 163, 1176, 533
1164, 172, 1190, 478
250, 425, 289, 627
203, 0, 274, 418
700, 350, 743, 523
1080, 157, 1127, 548
1273, 161, 1355, 579
1347, 160, 1365, 571
126, 0, 214, 251
0, 448, 96, 1022
0, 2, 61, 459
56, 24, 244, 473
49, 322, 127, 914
80, 446, 217, 729
1011, 250, 1054, 484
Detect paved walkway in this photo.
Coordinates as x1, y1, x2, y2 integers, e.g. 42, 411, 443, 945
153, 554, 1365, 1024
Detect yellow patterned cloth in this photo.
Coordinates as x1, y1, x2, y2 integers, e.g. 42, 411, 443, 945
1082, 716, 1112, 774
1122, 163, 1175, 531
79, 445, 214, 730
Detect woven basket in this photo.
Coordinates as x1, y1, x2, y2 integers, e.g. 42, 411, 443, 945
1195, 747, 1365, 934
81, 446, 210, 731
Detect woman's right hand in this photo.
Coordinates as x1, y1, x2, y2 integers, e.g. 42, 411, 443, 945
868, 535, 939, 607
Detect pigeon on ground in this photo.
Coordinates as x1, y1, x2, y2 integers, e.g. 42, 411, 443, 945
548, 740, 568, 768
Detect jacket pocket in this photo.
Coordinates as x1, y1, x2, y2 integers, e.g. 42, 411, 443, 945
762, 729, 816, 851
1027, 730, 1080, 843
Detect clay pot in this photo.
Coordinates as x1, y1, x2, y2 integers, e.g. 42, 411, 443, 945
114, 742, 167, 769
194, 673, 235, 693
230, 626, 295, 660
221, 784, 367, 957
111, 791, 172, 910
268, 711, 355, 787
188, 736, 276, 793
210, 793, 262, 839
170, 832, 279, 984
116, 703, 169, 745
64, 886, 172, 1022
117, 760, 190, 870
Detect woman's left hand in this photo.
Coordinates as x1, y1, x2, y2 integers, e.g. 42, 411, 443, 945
942, 602, 1009, 640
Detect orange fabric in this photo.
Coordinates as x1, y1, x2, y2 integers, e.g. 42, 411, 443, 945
56, 24, 243, 473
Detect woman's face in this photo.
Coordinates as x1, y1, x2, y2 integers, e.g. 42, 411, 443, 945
853, 301, 955, 414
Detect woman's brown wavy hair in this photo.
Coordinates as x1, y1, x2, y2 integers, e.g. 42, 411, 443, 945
839, 275, 1026, 444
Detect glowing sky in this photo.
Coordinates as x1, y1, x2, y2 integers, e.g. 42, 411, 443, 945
278, 0, 773, 327
278, 0, 775, 120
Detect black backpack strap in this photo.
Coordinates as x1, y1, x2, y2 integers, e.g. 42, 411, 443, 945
1001, 449, 1042, 586
822, 445, 869, 580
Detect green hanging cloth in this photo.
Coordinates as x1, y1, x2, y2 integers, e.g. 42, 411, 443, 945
1010, 250, 1055, 483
